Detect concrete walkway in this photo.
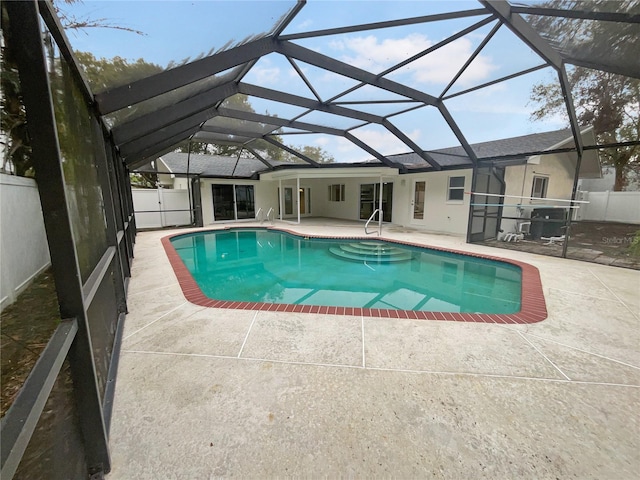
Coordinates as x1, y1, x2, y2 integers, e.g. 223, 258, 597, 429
107, 220, 639, 479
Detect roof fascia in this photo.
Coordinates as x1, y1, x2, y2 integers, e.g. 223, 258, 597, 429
261, 165, 398, 180
96, 36, 278, 114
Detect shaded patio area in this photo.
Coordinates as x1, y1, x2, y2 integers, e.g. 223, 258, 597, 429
107, 221, 639, 478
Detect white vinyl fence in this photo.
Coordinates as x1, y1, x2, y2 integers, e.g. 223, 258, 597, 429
1, 174, 51, 309
132, 187, 192, 229
576, 191, 640, 224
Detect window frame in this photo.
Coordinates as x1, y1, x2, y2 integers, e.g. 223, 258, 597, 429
328, 183, 345, 202
447, 175, 465, 202
531, 175, 549, 199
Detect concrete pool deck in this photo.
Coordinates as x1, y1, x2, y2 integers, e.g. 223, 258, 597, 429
107, 220, 640, 479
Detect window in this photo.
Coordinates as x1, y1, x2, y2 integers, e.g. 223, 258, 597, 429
328, 184, 345, 202
531, 176, 548, 199
447, 176, 465, 201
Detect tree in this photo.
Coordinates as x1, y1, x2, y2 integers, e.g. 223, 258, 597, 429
1, 5, 32, 175
528, 0, 640, 191
283, 145, 335, 164
1, 0, 150, 176
75, 52, 162, 94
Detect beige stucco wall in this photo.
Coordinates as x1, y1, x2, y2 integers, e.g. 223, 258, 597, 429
394, 170, 472, 235
192, 157, 574, 238
501, 153, 574, 235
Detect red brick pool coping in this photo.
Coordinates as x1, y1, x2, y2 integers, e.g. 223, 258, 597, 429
161, 227, 547, 324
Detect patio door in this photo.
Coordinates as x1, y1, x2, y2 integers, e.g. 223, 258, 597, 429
411, 181, 426, 221
468, 167, 505, 242
235, 185, 255, 219
359, 183, 393, 222
299, 187, 311, 215
212, 184, 255, 221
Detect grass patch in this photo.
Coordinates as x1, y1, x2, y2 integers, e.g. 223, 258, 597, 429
1, 268, 60, 417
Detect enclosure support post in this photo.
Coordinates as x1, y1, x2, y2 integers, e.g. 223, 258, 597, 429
5, 0, 111, 474
279, 179, 283, 221
297, 177, 301, 224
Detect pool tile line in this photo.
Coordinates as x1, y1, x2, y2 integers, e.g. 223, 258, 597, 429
161, 228, 548, 324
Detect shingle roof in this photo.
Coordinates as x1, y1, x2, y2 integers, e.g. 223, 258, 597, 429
153, 152, 281, 178
388, 129, 573, 169
138, 129, 575, 177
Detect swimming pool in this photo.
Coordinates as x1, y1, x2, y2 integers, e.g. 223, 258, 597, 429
163, 228, 546, 322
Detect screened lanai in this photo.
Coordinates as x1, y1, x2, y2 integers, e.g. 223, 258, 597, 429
1, 1, 639, 478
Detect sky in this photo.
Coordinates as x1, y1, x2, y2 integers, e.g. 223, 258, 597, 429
61, 0, 569, 163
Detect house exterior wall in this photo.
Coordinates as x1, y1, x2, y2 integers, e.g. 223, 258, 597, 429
501, 153, 574, 235
260, 171, 471, 236
189, 156, 573, 238
394, 170, 472, 235
199, 178, 265, 224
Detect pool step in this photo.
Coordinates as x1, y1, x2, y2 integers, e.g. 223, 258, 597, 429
328, 242, 412, 263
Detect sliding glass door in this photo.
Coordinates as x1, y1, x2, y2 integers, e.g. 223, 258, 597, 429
359, 183, 393, 222
212, 184, 255, 221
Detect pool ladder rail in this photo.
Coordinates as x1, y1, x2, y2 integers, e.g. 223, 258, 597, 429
255, 207, 275, 225
365, 209, 382, 236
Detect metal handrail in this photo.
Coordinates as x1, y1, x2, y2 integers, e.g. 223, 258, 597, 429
266, 207, 274, 224
255, 208, 264, 224
364, 209, 382, 236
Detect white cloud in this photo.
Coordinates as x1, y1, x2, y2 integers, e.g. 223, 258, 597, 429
252, 66, 281, 85
332, 33, 497, 88
296, 19, 314, 30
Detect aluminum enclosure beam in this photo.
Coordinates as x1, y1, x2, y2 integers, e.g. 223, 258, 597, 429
276, 41, 441, 106
279, 8, 490, 40
95, 36, 278, 114
382, 119, 440, 170
5, 1, 111, 474
215, 107, 347, 136
480, 0, 563, 71
238, 83, 383, 124
112, 82, 239, 146
261, 137, 321, 167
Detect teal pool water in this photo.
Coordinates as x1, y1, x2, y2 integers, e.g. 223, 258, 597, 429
170, 229, 522, 313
